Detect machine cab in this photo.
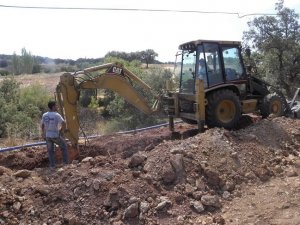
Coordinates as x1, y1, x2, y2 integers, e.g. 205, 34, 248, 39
177, 40, 247, 93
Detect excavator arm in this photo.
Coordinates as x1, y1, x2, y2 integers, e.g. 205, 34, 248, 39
56, 63, 159, 147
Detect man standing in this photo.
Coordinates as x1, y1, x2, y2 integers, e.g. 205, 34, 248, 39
41, 100, 69, 168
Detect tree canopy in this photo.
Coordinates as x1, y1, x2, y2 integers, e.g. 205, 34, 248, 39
105, 49, 159, 68
243, 0, 300, 97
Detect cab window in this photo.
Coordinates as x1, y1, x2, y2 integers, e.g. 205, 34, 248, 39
222, 46, 244, 81
203, 43, 223, 87
179, 50, 196, 93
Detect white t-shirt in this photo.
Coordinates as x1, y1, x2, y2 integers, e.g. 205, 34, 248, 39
41, 111, 64, 138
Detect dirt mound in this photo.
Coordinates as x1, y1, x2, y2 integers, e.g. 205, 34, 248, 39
0, 117, 300, 224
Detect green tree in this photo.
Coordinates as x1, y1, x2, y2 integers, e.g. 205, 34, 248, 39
105, 49, 159, 68
140, 49, 158, 68
21, 48, 34, 74
12, 52, 22, 75
243, 0, 300, 96
11, 48, 36, 75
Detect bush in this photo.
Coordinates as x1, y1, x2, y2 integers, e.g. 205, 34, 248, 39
0, 77, 20, 103
19, 84, 51, 113
101, 62, 170, 131
79, 108, 104, 136
32, 64, 41, 74
0, 70, 9, 76
0, 79, 51, 139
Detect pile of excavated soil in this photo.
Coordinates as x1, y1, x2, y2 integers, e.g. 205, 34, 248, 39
0, 117, 300, 225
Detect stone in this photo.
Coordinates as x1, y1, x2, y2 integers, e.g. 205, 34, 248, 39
274, 165, 283, 173
0, 166, 11, 175
124, 203, 139, 218
170, 154, 186, 182
223, 181, 235, 191
64, 214, 80, 225
81, 157, 93, 163
140, 201, 150, 213
286, 169, 298, 177
85, 179, 93, 187
93, 179, 101, 190
129, 197, 139, 204
204, 167, 221, 186
213, 215, 226, 225
53, 221, 62, 225
185, 184, 195, 196
190, 201, 205, 213
112, 221, 124, 225
162, 164, 177, 185
90, 168, 100, 175
35, 186, 50, 196
192, 191, 203, 200
170, 147, 184, 154
231, 152, 238, 158
13, 202, 22, 211
175, 194, 185, 204
57, 168, 64, 173
177, 215, 185, 223
128, 154, 147, 168
201, 195, 221, 208
195, 178, 206, 191
13, 170, 31, 178
222, 191, 231, 199
155, 200, 172, 211
254, 167, 271, 182
2, 211, 9, 217
106, 188, 120, 210
294, 160, 300, 168
132, 171, 140, 178
68, 216, 80, 225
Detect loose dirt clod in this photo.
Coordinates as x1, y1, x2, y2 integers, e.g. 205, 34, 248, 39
0, 117, 300, 224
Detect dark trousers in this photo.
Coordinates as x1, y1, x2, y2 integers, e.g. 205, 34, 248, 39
46, 136, 68, 168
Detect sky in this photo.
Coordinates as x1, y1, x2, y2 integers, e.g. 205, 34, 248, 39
0, 0, 299, 62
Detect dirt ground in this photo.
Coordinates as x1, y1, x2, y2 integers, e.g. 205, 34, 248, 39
0, 116, 300, 225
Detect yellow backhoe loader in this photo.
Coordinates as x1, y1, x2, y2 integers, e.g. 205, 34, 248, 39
56, 40, 299, 156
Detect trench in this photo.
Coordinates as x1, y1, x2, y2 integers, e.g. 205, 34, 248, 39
0, 115, 256, 171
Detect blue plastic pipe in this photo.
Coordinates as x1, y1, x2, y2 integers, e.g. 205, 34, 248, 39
0, 121, 180, 153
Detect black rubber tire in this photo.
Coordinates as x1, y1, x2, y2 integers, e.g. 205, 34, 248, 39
259, 93, 286, 118
206, 89, 241, 129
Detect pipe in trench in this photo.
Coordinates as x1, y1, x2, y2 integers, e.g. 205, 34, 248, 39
0, 121, 180, 153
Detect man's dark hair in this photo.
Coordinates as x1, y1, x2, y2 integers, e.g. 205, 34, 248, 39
48, 100, 57, 110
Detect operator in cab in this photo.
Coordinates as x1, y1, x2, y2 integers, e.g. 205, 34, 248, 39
198, 58, 207, 87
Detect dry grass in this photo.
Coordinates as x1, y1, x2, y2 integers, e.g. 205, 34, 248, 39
0, 72, 62, 94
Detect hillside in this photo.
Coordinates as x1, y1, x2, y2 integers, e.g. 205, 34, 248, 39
0, 116, 300, 224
